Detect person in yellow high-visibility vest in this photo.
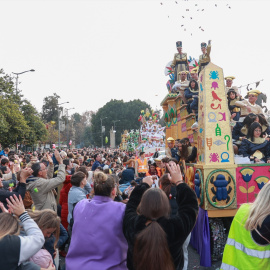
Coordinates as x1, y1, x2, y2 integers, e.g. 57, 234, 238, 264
221, 182, 270, 270
135, 152, 148, 178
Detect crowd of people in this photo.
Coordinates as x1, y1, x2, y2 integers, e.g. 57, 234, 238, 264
0, 146, 200, 270
0, 128, 269, 270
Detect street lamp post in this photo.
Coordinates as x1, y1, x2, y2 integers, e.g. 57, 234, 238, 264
112, 120, 120, 131
100, 117, 107, 148
57, 101, 69, 149
65, 107, 75, 149
12, 69, 35, 95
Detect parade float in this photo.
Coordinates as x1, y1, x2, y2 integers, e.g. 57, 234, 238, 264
161, 45, 269, 266
137, 108, 165, 157
120, 109, 166, 157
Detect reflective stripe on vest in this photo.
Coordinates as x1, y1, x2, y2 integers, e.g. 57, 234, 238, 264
221, 204, 270, 270
220, 262, 239, 270
137, 158, 148, 173
226, 238, 270, 259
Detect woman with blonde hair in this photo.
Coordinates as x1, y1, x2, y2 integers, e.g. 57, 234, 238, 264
27, 209, 60, 249
221, 182, 270, 270
66, 172, 128, 270
0, 195, 55, 270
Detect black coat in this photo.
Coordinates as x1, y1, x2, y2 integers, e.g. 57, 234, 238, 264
123, 183, 198, 270
232, 122, 246, 141
238, 139, 270, 162
0, 183, 26, 212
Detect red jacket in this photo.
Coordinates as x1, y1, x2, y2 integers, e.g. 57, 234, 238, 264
59, 175, 72, 230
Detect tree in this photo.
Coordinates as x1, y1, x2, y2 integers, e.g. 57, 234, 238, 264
41, 93, 61, 124
21, 100, 48, 145
0, 96, 29, 147
0, 69, 21, 104
70, 111, 94, 147
90, 99, 152, 146
0, 69, 48, 148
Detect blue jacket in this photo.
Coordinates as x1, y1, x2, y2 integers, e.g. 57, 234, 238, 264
91, 161, 105, 171
120, 167, 135, 184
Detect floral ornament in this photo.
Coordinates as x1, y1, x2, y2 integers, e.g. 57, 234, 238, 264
254, 176, 269, 190
239, 168, 255, 202
140, 110, 145, 115
240, 168, 255, 183
138, 115, 143, 122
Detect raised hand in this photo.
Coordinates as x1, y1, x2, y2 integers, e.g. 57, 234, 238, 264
20, 167, 33, 183
142, 176, 153, 187
166, 162, 183, 185
54, 149, 63, 164
0, 202, 9, 213
6, 195, 25, 217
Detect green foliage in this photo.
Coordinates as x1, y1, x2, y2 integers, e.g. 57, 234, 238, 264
0, 96, 29, 147
90, 99, 152, 146
0, 69, 22, 104
21, 100, 48, 144
41, 93, 61, 124
0, 69, 48, 148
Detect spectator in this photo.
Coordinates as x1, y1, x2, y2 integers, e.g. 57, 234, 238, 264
0, 167, 32, 212
221, 182, 270, 269
91, 153, 105, 171
159, 173, 191, 270
66, 172, 128, 270
123, 163, 198, 270
0, 194, 50, 270
26, 150, 65, 211
67, 171, 91, 224
120, 159, 135, 184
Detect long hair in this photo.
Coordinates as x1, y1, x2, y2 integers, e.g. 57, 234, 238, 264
0, 213, 20, 239
188, 79, 198, 90
179, 139, 189, 160
245, 182, 270, 232
159, 173, 174, 197
257, 113, 269, 127
27, 209, 60, 249
243, 113, 258, 129
247, 122, 263, 142
134, 189, 175, 270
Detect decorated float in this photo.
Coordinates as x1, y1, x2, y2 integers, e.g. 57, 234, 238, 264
161, 49, 269, 266
137, 108, 165, 157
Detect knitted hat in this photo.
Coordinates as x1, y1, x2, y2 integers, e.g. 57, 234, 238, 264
30, 249, 53, 268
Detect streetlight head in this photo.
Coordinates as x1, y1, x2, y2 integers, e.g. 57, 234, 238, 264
30, 69, 35, 72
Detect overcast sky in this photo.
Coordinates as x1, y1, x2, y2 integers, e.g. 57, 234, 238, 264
1, 0, 269, 116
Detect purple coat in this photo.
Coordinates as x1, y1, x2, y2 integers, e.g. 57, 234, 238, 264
66, 196, 128, 270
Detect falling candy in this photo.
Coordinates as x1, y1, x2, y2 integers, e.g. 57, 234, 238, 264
34, 188, 39, 193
